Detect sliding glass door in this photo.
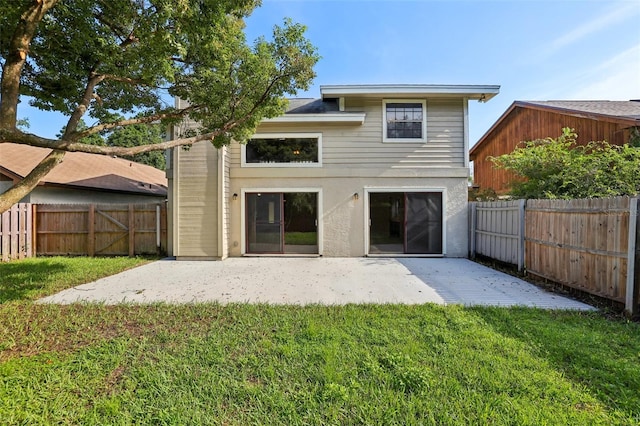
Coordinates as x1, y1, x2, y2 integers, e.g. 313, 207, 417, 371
246, 193, 283, 253
369, 192, 443, 255
246, 192, 318, 254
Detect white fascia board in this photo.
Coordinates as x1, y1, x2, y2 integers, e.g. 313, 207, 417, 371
320, 84, 500, 101
262, 113, 366, 124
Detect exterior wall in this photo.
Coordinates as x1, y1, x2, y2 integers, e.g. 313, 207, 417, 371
471, 107, 634, 194
227, 176, 468, 257
220, 146, 230, 259
0, 183, 164, 204
171, 95, 471, 258
225, 97, 469, 257
228, 98, 466, 169
172, 142, 219, 259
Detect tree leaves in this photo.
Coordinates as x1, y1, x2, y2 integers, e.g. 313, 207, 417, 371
0, 0, 319, 212
491, 128, 640, 199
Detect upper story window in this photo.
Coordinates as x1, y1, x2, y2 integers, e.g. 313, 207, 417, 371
241, 133, 322, 167
383, 100, 427, 142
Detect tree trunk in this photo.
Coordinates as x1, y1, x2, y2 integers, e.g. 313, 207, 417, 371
0, 1, 59, 129
0, 150, 65, 213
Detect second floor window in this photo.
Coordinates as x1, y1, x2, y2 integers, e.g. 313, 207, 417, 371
242, 133, 322, 167
383, 100, 427, 142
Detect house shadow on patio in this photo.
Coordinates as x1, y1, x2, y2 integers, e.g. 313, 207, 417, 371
395, 257, 596, 310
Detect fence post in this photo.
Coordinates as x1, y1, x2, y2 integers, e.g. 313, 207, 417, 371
626, 198, 639, 317
156, 204, 161, 253
128, 204, 135, 257
10, 204, 18, 259
469, 202, 477, 259
30, 204, 36, 257
518, 199, 526, 272
1, 208, 8, 261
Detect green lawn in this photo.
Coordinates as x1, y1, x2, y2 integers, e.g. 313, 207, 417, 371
1, 257, 639, 425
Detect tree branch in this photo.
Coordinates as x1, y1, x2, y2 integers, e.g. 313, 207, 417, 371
1, 127, 224, 156
0, 149, 66, 213
63, 74, 106, 138
74, 105, 202, 138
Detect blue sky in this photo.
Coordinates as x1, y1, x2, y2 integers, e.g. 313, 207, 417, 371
19, 0, 640, 147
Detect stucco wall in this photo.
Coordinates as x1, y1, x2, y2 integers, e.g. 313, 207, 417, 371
227, 176, 468, 257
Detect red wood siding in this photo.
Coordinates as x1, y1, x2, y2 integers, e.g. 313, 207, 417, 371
471, 107, 634, 194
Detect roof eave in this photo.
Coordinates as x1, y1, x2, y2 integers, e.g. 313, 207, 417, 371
320, 84, 500, 101
262, 112, 366, 124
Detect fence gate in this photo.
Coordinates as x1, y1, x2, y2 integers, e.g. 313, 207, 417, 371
35, 203, 166, 256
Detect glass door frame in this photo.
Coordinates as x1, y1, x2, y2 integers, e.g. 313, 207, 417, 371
364, 187, 446, 257
240, 187, 323, 256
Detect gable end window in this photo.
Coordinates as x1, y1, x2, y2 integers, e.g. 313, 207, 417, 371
241, 133, 322, 167
383, 100, 427, 142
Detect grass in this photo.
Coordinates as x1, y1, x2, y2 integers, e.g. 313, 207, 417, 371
0, 256, 150, 303
1, 258, 639, 425
284, 232, 317, 245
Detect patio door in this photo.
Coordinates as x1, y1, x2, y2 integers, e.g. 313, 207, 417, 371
369, 192, 443, 255
246, 192, 318, 254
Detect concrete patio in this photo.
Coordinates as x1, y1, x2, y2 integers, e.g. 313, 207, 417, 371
38, 257, 595, 310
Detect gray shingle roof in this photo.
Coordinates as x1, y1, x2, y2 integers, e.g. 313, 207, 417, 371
285, 98, 339, 114
521, 100, 640, 120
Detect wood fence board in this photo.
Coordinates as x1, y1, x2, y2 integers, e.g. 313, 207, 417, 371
0, 203, 32, 261
32, 203, 167, 257
525, 196, 630, 303
472, 200, 523, 267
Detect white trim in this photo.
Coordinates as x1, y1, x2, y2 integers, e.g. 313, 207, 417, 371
263, 113, 365, 124
240, 187, 323, 256
241, 133, 323, 168
363, 187, 447, 256
321, 84, 500, 101
382, 100, 427, 143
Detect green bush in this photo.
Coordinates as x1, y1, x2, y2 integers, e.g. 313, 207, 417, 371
491, 128, 640, 199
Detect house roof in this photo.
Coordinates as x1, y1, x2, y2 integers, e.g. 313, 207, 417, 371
0, 143, 167, 196
262, 97, 366, 124
470, 100, 640, 157
286, 98, 340, 113
320, 84, 500, 101
518, 100, 640, 121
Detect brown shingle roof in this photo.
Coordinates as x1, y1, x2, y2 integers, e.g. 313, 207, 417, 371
0, 143, 167, 196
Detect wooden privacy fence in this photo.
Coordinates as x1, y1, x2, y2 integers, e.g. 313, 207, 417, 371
0, 203, 166, 260
470, 196, 640, 316
469, 200, 525, 271
35, 203, 167, 256
0, 203, 33, 261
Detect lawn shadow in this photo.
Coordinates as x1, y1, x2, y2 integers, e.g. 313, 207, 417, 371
0, 259, 67, 303
468, 306, 640, 420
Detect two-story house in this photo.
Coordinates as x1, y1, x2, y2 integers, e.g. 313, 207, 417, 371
167, 84, 499, 259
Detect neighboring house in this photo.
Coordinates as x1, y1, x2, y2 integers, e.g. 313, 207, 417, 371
167, 84, 499, 259
0, 143, 167, 204
470, 100, 640, 194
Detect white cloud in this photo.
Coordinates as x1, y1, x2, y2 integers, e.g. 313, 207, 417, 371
547, 2, 639, 55
564, 44, 640, 100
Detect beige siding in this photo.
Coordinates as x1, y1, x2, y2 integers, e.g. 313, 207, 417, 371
173, 95, 469, 258
175, 142, 219, 257
228, 98, 465, 169
221, 147, 231, 259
